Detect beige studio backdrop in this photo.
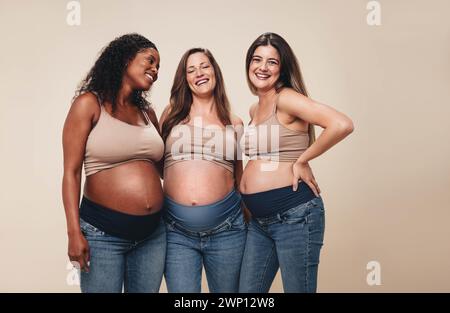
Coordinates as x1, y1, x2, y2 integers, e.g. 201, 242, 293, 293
0, 0, 449, 292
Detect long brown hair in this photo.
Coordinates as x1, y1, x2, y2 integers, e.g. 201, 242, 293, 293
161, 48, 232, 142
246, 32, 315, 145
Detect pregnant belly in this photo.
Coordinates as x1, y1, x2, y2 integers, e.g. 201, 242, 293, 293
164, 160, 235, 206
84, 160, 163, 215
240, 160, 295, 194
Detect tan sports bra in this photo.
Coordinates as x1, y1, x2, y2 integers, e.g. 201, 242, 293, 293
240, 101, 309, 162
164, 122, 237, 173
84, 95, 164, 176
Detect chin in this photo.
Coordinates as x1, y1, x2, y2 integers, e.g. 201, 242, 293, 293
195, 91, 210, 98
194, 89, 213, 97
252, 82, 267, 90
140, 82, 152, 91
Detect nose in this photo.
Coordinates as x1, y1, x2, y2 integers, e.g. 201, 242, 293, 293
195, 68, 205, 77
260, 62, 269, 71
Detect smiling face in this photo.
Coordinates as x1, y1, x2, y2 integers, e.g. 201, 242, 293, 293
186, 52, 216, 97
248, 45, 281, 93
124, 47, 160, 91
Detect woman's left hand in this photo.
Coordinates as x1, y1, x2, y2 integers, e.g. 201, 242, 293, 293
292, 161, 321, 197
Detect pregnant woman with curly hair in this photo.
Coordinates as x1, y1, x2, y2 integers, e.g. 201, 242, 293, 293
62, 33, 165, 293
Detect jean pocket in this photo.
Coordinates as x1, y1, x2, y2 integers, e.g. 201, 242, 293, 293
309, 197, 325, 213
79, 218, 105, 236
229, 210, 247, 231
164, 218, 178, 232
280, 202, 309, 224
305, 198, 325, 233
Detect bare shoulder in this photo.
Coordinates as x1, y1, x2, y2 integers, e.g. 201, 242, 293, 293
249, 102, 258, 118
143, 105, 159, 129
276, 87, 353, 130
230, 113, 244, 127
144, 105, 157, 121
157, 103, 173, 133
278, 87, 308, 105
69, 92, 101, 121
159, 104, 172, 124
277, 87, 313, 113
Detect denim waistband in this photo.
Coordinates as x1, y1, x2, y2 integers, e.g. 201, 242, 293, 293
164, 189, 242, 232
254, 196, 324, 226
241, 181, 316, 218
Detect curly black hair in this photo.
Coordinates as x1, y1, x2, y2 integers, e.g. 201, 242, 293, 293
76, 33, 158, 111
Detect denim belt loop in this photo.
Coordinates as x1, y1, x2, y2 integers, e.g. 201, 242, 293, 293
276, 213, 282, 221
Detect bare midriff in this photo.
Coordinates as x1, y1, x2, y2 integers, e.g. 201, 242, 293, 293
84, 160, 163, 215
239, 160, 295, 194
164, 160, 234, 206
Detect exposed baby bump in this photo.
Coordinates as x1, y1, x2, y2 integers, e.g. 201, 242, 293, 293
241, 160, 294, 194
85, 161, 163, 214
164, 162, 234, 205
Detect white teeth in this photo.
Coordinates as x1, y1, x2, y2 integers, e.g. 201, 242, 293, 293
256, 73, 270, 79
145, 73, 153, 81
196, 79, 208, 86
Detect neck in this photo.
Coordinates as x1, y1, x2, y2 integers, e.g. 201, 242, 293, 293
257, 88, 278, 108
191, 94, 216, 115
116, 83, 134, 107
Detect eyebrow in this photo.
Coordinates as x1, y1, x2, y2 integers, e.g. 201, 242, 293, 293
147, 54, 159, 62
147, 54, 160, 68
252, 54, 279, 62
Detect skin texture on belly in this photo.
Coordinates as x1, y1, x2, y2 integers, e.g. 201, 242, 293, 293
164, 160, 234, 206
84, 161, 163, 215
240, 160, 295, 194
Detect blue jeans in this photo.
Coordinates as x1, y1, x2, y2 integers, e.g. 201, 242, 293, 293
239, 197, 325, 293
79, 217, 166, 293
164, 207, 247, 293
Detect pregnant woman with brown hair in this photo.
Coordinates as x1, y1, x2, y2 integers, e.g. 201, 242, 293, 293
160, 48, 247, 293
239, 32, 354, 293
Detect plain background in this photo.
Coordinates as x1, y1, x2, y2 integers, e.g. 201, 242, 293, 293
0, 0, 449, 292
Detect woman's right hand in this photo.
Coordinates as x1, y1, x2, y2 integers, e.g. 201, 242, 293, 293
63, 93, 98, 274
292, 160, 320, 197
68, 231, 90, 273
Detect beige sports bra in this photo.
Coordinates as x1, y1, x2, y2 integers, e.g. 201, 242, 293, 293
164, 123, 237, 173
84, 95, 164, 176
240, 100, 309, 162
